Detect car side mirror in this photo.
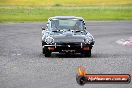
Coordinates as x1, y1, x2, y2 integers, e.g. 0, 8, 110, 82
41, 27, 45, 30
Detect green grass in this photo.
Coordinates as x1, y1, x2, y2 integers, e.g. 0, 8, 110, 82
0, 0, 132, 22
1, 0, 132, 6
0, 6, 132, 22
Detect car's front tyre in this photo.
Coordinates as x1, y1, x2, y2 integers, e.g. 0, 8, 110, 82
42, 48, 45, 54
84, 50, 91, 57
42, 48, 51, 57
45, 51, 51, 57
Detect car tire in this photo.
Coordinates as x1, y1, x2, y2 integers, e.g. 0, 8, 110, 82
42, 47, 51, 57
45, 50, 51, 57
42, 48, 45, 54
84, 50, 91, 57
45, 52, 51, 57
76, 75, 86, 85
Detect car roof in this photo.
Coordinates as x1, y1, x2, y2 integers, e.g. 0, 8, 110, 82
49, 16, 84, 20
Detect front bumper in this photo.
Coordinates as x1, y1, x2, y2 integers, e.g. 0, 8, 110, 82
43, 42, 94, 53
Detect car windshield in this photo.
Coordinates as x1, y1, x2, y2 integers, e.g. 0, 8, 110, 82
51, 19, 84, 31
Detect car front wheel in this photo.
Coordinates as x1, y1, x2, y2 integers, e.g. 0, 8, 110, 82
42, 48, 51, 57
84, 50, 91, 57
45, 51, 51, 57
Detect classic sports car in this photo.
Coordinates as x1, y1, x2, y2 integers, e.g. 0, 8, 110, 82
41, 16, 95, 57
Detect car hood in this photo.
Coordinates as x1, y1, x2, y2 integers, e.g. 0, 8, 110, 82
50, 31, 86, 43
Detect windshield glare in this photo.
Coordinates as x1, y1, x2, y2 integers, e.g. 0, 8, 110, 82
51, 19, 84, 31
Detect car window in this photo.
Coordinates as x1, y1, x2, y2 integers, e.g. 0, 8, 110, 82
59, 20, 76, 26
51, 19, 84, 31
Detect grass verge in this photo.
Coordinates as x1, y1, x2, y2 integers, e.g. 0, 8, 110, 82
0, 6, 132, 22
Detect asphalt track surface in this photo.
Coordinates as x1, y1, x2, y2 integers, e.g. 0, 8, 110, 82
0, 21, 132, 88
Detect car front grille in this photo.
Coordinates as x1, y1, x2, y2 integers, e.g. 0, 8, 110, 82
53, 36, 84, 43
56, 42, 81, 46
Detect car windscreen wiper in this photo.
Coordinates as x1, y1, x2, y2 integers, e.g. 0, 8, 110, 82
52, 30, 60, 32
74, 30, 81, 32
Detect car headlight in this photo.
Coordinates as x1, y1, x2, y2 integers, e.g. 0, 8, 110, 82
45, 36, 54, 44
84, 36, 93, 44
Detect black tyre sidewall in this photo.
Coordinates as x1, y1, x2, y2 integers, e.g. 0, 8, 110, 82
84, 49, 91, 57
